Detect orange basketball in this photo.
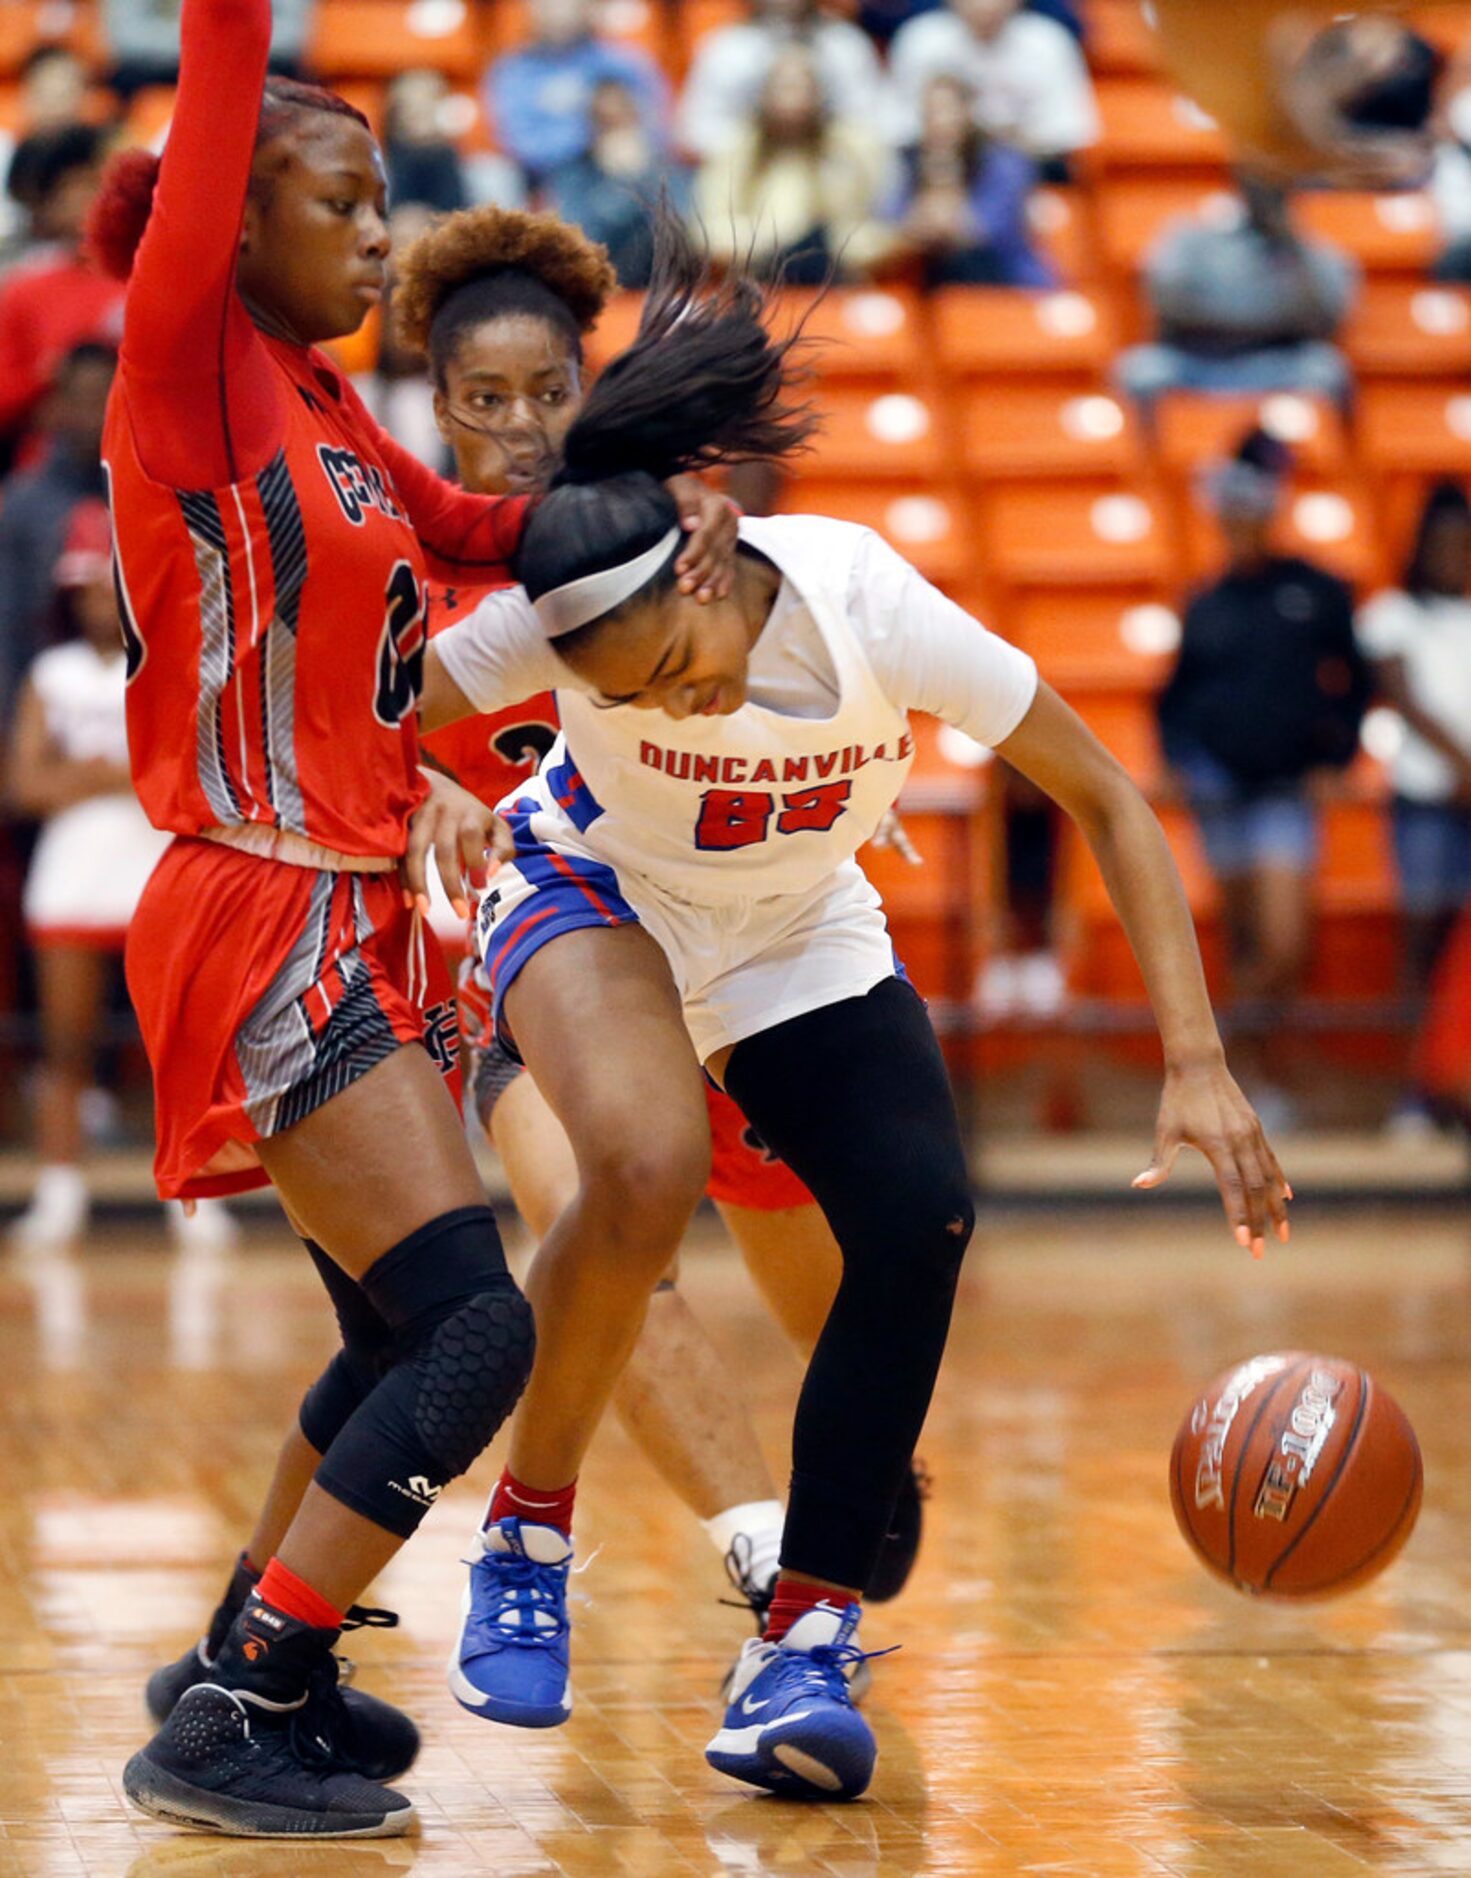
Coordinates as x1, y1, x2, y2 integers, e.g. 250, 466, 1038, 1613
1171, 1352, 1422, 1598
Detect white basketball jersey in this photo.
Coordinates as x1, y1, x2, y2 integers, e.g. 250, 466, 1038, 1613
512, 516, 916, 902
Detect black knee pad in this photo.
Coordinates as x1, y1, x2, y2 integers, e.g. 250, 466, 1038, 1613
298, 1239, 396, 1453
313, 1207, 536, 1537
298, 1346, 381, 1454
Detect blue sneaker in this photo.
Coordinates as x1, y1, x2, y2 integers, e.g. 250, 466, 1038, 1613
447, 1517, 573, 1728
705, 1602, 877, 1800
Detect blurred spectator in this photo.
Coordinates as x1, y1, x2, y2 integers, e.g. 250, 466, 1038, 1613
860, 0, 1084, 43
1357, 484, 1471, 995
550, 78, 688, 289
882, 74, 1054, 287
4, 500, 230, 1252
0, 342, 116, 731
1157, 430, 1369, 1125
103, 0, 311, 97
1431, 69, 1471, 280
1116, 175, 1357, 418
678, 0, 882, 162
384, 69, 468, 215
887, 0, 1099, 178
0, 125, 121, 468
0, 48, 92, 251
486, 0, 668, 187
693, 45, 891, 283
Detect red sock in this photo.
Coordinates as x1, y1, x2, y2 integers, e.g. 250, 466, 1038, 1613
487, 1467, 576, 1537
255, 1558, 345, 1633
764, 1575, 852, 1643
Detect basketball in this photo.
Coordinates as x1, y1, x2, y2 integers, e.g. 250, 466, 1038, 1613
1171, 1352, 1422, 1598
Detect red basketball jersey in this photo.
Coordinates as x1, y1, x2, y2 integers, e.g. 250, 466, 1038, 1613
422, 579, 559, 811
107, 347, 444, 856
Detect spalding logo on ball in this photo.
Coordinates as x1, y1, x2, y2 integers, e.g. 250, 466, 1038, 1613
1171, 1352, 1422, 1597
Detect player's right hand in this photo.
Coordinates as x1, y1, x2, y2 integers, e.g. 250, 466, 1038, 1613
403, 769, 513, 918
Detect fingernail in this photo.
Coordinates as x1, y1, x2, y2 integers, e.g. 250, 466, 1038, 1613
402, 889, 414, 909
1131, 1173, 1149, 1188
415, 892, 431, 916
1252, 1237, 1265, 1260
1277, 1221, 1291, 1243
1284, 1182, 1294, 1201
1235, 1225, 1251, 1248
452, 897, 469, 920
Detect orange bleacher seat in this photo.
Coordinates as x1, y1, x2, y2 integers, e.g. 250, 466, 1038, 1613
583, 290, 646, 373
777, 286, 928, 385
1006, 586, 1178, 693
962, 385, 1146, 480
932, 285, 1118, 382
1068, 690, 1167, 787
1027, 186, 1096, 281
1409, 5, 1471, 54
979, 481, 1177, 589
0, 1, 98, 75
1090, 78, 1229, 174
1361, 382, 1471, 476
122, 83, 178, 145
670, 0, 746, 76
484, 0, 670, 65
1180, 478, 1386, 588
1344, 282, 1471, 377
800, 384, 948, 484
1295, 191, 1439, 276
1082, 0, 1165, 76
779, 481, 979, 591
1154, 391, 1349, 477
308, 0, 482, 83
1098, 177, 1240, 275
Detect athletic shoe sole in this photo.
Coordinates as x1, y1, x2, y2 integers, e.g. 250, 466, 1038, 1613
445, 1583, 572, 1728
122, 1754, 414, 1839
706, 1709, 875, 1801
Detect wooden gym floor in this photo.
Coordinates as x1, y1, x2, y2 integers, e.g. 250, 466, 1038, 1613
1, 1198, 1469, 1877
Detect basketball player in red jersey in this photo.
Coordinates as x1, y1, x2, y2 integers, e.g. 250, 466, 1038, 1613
140, 209, 928, 1750
93, 0, 734, 1840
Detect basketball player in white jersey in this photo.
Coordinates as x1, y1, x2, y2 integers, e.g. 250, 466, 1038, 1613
417, 219, 1291, 1802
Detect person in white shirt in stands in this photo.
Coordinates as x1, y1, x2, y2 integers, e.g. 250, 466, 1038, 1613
887, 0, 1099, 179
418, 214, 1287, 1807
1357, 482, 1471, 1002
677, 0, 883, 162
5, 500, 235, 1252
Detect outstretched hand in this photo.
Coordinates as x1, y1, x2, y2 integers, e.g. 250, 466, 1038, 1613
666, 474, 739, 603
402, 768, 514, 918
1133, 1057, 1292, 1258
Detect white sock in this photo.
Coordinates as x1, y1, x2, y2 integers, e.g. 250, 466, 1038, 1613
702, 1498, 785, 1591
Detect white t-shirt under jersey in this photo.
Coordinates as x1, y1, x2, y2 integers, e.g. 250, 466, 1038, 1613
438, 516, 1037, 749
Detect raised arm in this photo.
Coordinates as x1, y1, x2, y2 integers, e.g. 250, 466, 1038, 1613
118, 0, 281, 488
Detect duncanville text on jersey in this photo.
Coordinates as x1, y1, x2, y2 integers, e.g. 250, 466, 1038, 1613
637, 733, 915, 785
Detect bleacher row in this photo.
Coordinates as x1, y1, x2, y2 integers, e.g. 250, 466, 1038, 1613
6, 0, 1471, 1039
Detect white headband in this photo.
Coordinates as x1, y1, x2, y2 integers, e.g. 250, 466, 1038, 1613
532, 526, 682, 639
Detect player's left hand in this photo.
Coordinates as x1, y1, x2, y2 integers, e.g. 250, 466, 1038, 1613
667, 474, 738, 603
404, 768, 514, 918
1133, 1057, 1292, 1258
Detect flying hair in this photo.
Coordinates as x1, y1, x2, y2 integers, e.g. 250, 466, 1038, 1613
552, 208, 820, 490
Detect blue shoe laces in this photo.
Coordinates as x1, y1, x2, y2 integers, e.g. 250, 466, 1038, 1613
465, 1545, 569, 1651
761, 1635, 896, 1708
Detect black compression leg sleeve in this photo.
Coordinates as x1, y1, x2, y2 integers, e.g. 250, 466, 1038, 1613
298, 1240, 396, 1454
312, 1207, 536, 1537
725, 977, 974, 1592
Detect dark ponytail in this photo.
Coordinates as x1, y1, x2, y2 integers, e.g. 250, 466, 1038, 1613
516, 210, 819, 615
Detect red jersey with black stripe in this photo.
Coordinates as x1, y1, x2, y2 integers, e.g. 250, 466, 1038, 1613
104, 0, 526, 858
422, 579, 558, 810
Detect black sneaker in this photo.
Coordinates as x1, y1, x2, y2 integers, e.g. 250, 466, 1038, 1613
145, 1560, 418, 1782
865, 1458, 931, 1604
124, 1599, 414, 1838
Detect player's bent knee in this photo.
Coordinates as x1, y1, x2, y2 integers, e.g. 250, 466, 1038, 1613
581, 1133, 709, 1244
312, 1206, 537, 1537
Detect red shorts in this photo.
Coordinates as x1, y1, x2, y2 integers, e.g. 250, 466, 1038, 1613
454, 951, 813, 1214
127, 837, 460, 1201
